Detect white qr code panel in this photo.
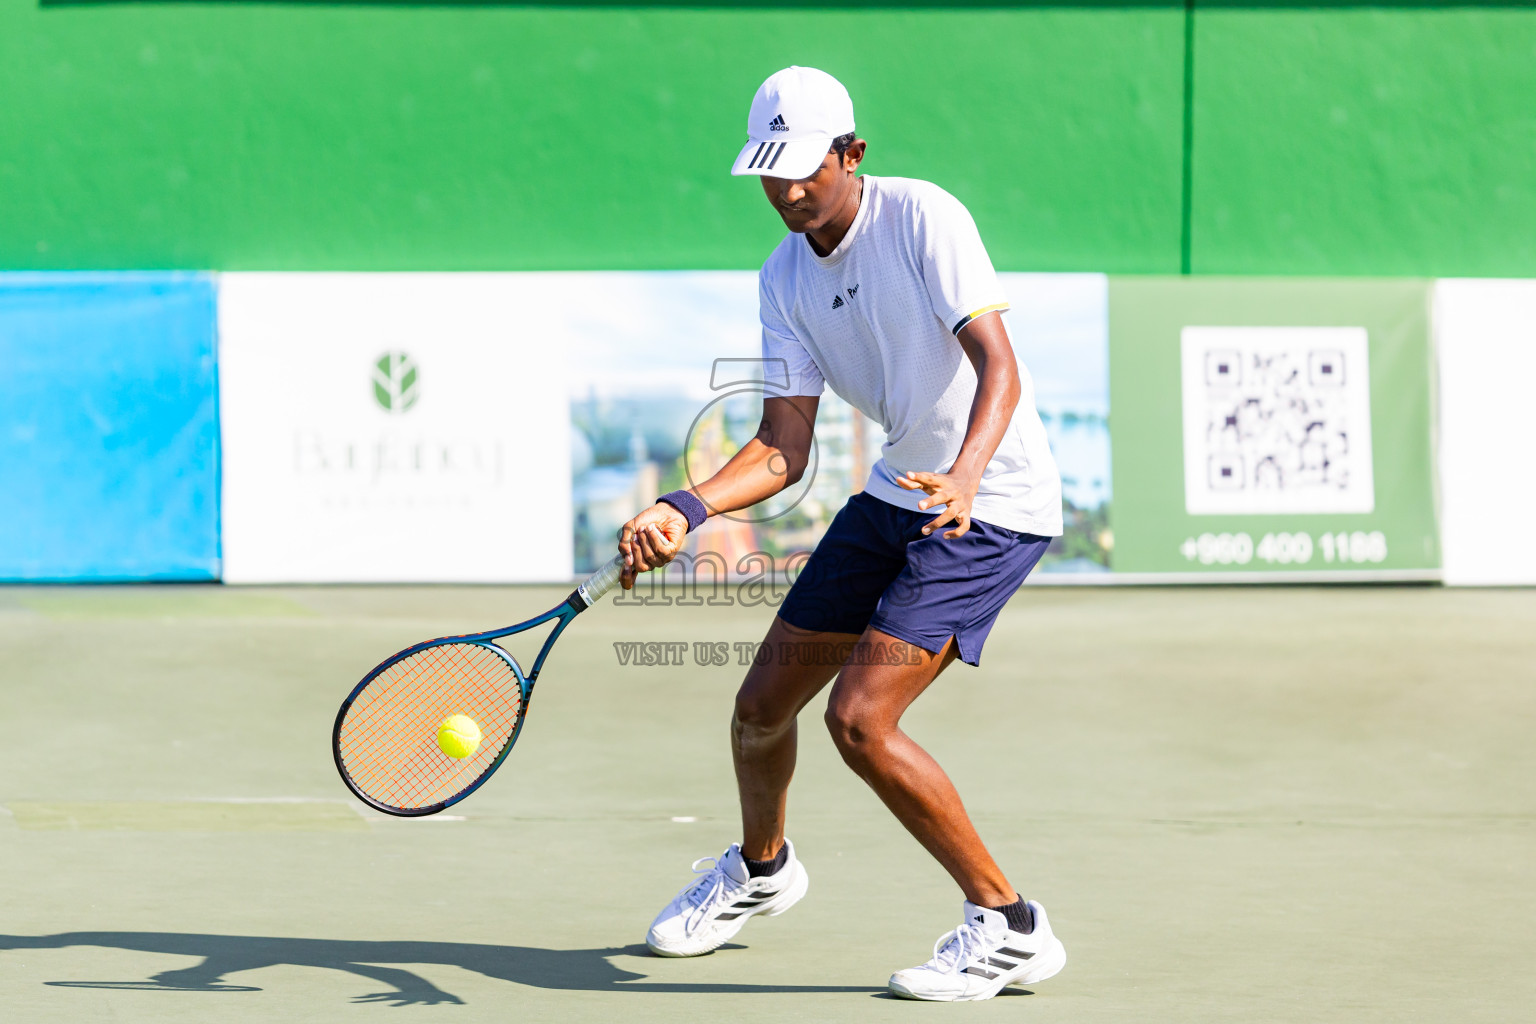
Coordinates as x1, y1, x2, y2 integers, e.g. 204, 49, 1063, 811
1180, 327, 1375, 515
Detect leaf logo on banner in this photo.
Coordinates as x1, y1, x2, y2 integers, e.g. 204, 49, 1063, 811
372, 351, 420, 413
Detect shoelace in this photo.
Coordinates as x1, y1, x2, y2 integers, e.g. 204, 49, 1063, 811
675, 856, 734, 931
927, 922, 990, 975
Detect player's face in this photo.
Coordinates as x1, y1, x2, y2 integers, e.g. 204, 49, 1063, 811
761, 144, 863, 234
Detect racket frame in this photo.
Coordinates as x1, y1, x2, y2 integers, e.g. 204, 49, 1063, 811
332, 591, 585, 817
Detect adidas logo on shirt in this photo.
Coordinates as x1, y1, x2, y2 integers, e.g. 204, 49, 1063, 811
769, 114, 789, 132
831, 294, 845, 309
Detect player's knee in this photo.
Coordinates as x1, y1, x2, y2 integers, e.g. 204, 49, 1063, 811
732, 681, 792, 740
824, 701, 876, 763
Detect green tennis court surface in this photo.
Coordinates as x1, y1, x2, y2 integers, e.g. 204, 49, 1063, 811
2, 585, 1532, 1021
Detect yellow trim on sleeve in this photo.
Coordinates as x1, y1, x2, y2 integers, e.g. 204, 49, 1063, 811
952, 302, 1011, 335
966, 302, 1011, 321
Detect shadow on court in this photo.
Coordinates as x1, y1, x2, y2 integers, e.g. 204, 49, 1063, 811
0, 932, 876, 1006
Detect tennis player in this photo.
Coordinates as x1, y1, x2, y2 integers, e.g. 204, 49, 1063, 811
617, 66, 1066, 1001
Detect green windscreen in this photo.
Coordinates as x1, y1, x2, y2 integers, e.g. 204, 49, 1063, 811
0, 3, 1184, 271
6, 2, 1535, 275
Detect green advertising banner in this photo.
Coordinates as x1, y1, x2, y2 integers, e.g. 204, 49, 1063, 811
1107, 278, 1439, 579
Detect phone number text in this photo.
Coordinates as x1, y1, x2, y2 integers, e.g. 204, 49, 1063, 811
1178, 531, 1388, 567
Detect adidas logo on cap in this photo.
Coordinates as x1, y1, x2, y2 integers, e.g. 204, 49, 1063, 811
769, 114, 789, 132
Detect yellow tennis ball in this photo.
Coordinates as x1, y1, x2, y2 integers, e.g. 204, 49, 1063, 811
437, 715, 482, 759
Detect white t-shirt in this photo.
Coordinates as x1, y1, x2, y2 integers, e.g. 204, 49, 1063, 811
759, 175, 1063, 537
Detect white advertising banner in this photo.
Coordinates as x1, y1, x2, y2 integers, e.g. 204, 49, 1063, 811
219, 273, 571, 583
1434, 279, 1536, 586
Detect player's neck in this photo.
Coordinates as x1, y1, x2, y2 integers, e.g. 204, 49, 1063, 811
806, 176, 863, 258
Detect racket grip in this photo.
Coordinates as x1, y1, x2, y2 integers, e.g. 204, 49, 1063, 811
574, 554, 625, 609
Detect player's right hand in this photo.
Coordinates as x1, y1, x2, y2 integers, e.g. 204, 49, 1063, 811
618, 503, 690, 589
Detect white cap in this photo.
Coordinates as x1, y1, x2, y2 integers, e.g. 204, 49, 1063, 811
731, 66, 856, 180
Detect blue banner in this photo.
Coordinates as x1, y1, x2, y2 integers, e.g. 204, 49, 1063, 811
0, 273, 220, 580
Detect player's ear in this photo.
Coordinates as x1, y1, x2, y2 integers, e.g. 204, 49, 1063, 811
842, 139, 866, 173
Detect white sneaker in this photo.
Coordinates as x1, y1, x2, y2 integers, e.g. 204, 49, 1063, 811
887, 899, 1066, 1001
645, 839, 809, 957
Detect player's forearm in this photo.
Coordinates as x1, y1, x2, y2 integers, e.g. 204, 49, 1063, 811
692, 437, 805, 517
619, 434, 799, 584
950, 354, 1020, 487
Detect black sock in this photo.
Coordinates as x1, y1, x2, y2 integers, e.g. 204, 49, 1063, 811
988, 895, 1033, 935
743, 843, 789, 877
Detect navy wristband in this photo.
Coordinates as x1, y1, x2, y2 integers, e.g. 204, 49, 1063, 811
657, 490, 708, 533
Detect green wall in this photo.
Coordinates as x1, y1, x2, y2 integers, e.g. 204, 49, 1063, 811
1191, 5, 1536, 276
0, 3, 1184, 272
3, 2, 1534, 275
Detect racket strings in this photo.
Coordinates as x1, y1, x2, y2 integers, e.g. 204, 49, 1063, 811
344, 645, 520, 806
337, 642, 524, 811
350, 645, 518, 799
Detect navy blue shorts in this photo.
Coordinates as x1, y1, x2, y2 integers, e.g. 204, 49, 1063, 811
777, 492, 1052, 666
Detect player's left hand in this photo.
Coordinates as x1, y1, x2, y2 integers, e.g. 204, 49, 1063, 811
896, 470, 979, 539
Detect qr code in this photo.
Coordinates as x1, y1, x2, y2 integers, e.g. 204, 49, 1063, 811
1180, 327, 1375, 515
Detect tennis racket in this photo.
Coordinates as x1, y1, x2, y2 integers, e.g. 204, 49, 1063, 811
332, 554, 625, 817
